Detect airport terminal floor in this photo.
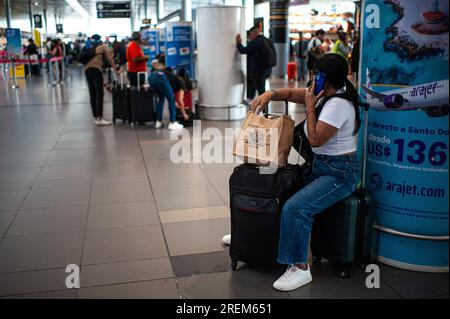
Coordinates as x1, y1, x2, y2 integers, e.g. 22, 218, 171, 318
0, 67, 448, 299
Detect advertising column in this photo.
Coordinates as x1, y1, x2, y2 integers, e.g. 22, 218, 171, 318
359, 0, 449, 271
165, 21, 194, 77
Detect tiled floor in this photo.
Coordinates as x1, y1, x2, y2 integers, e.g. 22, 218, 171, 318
0, 67, 448, 299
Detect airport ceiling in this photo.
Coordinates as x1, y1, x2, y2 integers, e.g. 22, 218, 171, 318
0, 0, 222, 21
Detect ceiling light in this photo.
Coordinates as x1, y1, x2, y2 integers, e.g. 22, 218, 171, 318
64, 0, 91, 19
34, 2, 39, 5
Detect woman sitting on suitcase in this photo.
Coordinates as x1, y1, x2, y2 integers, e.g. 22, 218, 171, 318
252, 53, 361, 291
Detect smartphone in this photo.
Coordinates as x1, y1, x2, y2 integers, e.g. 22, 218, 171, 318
314, 71, 326, 95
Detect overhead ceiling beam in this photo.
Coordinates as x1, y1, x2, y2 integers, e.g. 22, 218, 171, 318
64, 0, 90, 19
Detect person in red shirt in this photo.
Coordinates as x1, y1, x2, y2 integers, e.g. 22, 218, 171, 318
126, 32, 149, 86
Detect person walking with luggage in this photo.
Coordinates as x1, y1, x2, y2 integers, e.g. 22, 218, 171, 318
236, 26, 276, 101
148, 61, 184, 130
84, 34, 119, 126
126, 32, 149, 87
250, 54, 361, 291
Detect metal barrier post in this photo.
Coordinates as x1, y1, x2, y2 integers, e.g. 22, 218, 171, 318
55, 60, 60, 85
61, 57, 65, 83
10, 61, 19, 89
27, 59, 32, 78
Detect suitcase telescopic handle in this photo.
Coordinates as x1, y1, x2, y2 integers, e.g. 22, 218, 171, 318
109, 68, 117, 89
263, 100, 289, 118
137, 71, 148, 90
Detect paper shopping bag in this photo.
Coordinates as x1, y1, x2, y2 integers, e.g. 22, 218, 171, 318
233, 111, 295, 167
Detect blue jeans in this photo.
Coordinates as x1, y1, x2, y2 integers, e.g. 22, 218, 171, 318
277, 153, 359, 265
148, 72, 176, 122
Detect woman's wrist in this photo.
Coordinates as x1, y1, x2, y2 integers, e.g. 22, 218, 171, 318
306, 102, 315, 112
306, 109, 316, 117
269, 89, 277, 100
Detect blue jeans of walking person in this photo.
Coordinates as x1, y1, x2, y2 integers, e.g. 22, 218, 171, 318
148, 72, 176, 122
277, 153, 359, 265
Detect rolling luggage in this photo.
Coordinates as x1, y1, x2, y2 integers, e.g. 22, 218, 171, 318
229, 163, 304, 270
183, 90, 193, 110
111, 71, 130, 124
229, 101, 303, 270
310, 103, 374, 278
128, 71, 156, 125
310, 188, 373, 278
287, 61, 296, 81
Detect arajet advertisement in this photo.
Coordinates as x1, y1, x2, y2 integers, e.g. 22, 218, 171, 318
359, 0, 449, 271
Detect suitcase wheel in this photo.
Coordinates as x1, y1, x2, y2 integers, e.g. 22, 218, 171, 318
338, 268, 352, 279
361, 257, 373, 270
231, 260, 238, 271
312, 255, 322, 263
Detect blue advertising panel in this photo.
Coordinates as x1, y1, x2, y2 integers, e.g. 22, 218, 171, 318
158, 28, 166, 54
6, 28, 23, 57
359, 0, 449, 271
165, 21, 194, 77
148, 29, 160, 58
142, 29, 160, 69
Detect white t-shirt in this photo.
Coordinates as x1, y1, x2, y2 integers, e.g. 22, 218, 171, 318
304, 87, 357, 156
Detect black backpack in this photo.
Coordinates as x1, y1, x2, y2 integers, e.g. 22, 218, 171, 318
78, 43, 101, 65
259, 37, 276, 69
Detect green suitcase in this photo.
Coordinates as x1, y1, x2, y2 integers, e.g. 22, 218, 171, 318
310, 188, 374, 278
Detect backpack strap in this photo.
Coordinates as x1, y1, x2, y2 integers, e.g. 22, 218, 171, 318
314, 92, 348, 118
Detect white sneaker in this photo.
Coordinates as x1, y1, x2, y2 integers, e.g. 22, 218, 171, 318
95, 118, 111, 126
168, 121, 184, 130
273, 265, 312, 292
222, 234, 231, 246
155, 121, 163, 128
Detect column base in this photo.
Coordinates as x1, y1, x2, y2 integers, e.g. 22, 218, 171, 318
196, 103, 247, 121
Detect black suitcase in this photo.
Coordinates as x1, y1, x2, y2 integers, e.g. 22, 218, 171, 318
229, 163, 304, 270
109, 70, 130, 124
129, 87, 156, 125
310, 188, 373, 278
310, 102, 374, 278
229, 101, 302, 270
112, 83, 130, 124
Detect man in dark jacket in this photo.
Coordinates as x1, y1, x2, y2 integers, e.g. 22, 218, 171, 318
236, 27, 276, 101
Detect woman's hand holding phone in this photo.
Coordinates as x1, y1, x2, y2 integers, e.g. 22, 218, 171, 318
305, 81, 325, 112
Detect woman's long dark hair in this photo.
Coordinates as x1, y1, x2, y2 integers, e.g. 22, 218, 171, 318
315, 54, 361, 135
